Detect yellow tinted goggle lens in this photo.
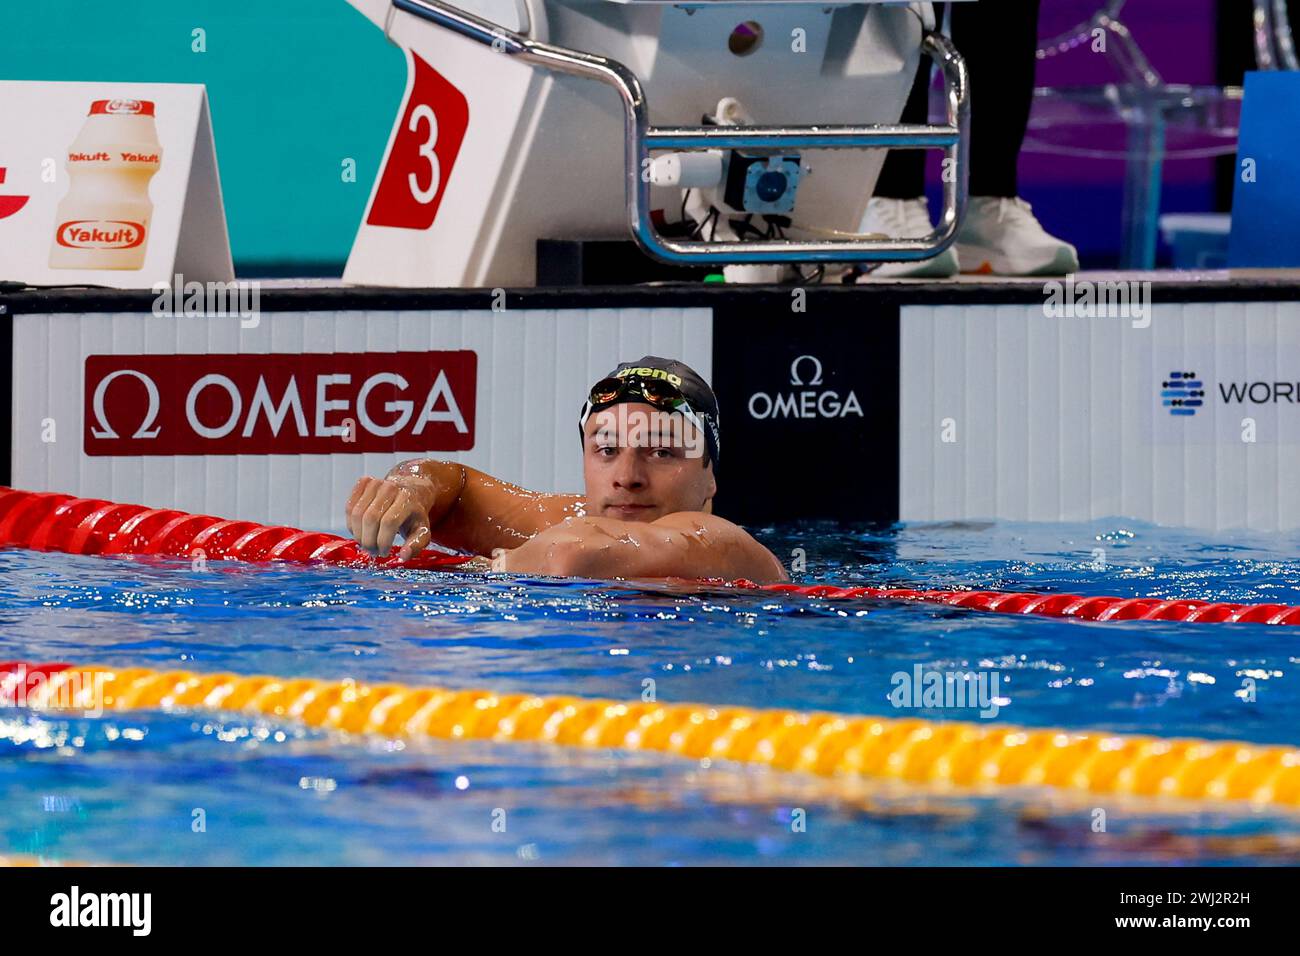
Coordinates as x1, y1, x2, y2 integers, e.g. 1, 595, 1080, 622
589, 378, 625, 405
589, 377, 686, 409
639, 380, 683, 407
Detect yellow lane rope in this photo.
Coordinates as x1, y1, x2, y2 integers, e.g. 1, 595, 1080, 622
0, 854, 97, 866
13, 664, 1300, 808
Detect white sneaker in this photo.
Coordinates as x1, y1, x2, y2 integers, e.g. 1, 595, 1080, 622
955, 196, 1079, 276
856, 197, 960, 279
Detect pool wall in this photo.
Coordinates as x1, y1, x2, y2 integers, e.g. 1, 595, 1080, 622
3, 278, 1300, 531
900, 298, 1300, 530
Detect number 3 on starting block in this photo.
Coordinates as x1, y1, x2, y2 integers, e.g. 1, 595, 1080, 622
365, 53, 469, 230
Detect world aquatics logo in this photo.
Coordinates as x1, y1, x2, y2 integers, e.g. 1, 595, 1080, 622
1162, 371, 1205, 416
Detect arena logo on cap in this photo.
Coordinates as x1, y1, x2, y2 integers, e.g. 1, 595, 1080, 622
83, 351, 476, 456
747, 354, 864, 420
614, 366, 683, 387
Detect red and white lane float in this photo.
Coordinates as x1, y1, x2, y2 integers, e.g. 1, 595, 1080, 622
4, 486, 1300, 625
0, 486, 469, 570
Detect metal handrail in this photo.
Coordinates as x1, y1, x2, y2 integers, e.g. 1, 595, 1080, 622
391, 0, 970, 264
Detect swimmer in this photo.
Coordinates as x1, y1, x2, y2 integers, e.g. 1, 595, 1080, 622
345, 356, 789, 584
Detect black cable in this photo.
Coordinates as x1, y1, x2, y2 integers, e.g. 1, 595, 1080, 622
0, 280, 118, 292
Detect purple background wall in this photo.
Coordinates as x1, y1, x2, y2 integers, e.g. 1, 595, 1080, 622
929, 0, 1227, 266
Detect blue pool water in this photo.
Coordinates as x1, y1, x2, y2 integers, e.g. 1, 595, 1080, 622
4, 519, 1300, 866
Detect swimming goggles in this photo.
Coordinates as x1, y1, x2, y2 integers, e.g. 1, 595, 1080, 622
579, 376, 708, 437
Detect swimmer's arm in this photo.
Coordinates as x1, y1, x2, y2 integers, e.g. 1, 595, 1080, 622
494, 512, 789, 584
346, 459, 583, 559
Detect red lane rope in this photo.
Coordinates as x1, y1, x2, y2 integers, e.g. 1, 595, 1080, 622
0, 487, 471, 571
4, 486, 1298, 625
732, 582, 1300, 625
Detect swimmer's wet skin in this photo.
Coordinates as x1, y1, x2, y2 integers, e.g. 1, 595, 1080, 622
345, 356, 788, 584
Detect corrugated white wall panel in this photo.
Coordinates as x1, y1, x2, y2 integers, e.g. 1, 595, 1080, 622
12, 307, 711, 532
901, 301, 1300, 531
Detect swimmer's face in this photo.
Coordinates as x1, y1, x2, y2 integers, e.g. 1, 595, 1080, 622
582, 402, 716, 522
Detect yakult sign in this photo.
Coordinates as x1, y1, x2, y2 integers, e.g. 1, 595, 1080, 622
0, 82, 232, 289
84, 352, 476, 456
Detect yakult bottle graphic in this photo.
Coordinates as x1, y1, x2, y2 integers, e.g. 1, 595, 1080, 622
49, 98, 162, 270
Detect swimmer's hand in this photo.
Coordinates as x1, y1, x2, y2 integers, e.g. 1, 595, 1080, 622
346, 475, 434, 560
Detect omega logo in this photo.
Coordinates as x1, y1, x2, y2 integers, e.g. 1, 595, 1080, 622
747, 355, 864, 420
